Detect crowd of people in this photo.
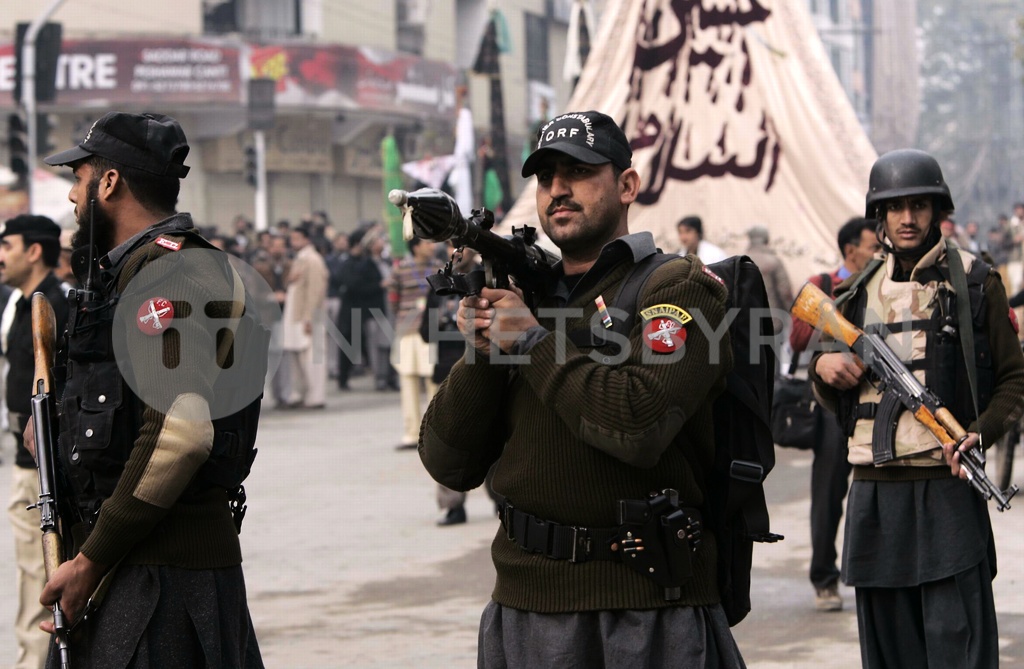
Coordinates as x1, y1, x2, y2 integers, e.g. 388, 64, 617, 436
189, 213, 450, 424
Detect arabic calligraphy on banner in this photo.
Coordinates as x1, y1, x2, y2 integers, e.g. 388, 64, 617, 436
622, 0, 781, 205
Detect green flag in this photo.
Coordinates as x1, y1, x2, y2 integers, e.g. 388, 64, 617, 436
381, 134, 406, 257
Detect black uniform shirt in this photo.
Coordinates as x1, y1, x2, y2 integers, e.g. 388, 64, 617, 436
4, 272, 69, 467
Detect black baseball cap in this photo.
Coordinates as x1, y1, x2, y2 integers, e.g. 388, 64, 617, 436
0, 214, 62, 244
522, 110, 632, 177
44, 112, 190, 178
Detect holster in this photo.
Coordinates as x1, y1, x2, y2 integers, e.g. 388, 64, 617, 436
617, 489, 702, 601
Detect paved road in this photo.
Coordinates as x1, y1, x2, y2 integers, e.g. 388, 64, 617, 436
1, 376, 1021, 668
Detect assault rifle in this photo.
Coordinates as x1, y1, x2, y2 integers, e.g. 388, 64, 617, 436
30, 293, 72, 668
388, 188, 560, 306
791, 281, 1019, 512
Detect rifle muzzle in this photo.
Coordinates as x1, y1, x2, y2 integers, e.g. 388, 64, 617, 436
389, 188, 469, 242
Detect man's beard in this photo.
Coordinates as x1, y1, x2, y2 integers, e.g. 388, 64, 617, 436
71, 179, 117, 255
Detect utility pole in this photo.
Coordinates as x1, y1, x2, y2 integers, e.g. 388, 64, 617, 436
253, 129, 268, 232
20, 0, 66, 213
248, 78, 275, 232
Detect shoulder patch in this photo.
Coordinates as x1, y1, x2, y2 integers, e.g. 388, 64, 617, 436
137, 297, 175, 335
641, 304, 691, 353
702, 264, 724, 285
1010, 307, 1019, 335
155, 236, 182, 252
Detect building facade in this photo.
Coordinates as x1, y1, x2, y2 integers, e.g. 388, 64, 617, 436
1, 0, 601, 231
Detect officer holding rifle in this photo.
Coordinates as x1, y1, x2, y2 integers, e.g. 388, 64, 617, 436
810, 149, 1024, 667
32, 111, 265, 668
414, 111, 746, 666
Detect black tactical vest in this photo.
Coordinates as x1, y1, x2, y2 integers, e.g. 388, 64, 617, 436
57, 222, 267, 527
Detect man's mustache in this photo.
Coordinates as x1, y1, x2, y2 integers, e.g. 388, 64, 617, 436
547, 199, 582, 215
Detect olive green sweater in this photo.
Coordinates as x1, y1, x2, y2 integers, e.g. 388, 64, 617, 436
420, 235, 732, 612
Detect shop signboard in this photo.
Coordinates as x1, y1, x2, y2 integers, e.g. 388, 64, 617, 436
0, 38, 242, 107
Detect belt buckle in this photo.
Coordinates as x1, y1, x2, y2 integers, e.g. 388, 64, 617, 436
503, 502, 515, 541
569, 526, 591, 564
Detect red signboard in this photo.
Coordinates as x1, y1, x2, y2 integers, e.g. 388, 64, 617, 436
0, 38, 458, 120
250, 45, 456, 119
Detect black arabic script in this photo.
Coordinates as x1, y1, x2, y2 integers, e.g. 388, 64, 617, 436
623, 0, 782, 204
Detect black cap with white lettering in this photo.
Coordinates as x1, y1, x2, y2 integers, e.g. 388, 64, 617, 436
44, 111, 190, 178
522, 110, 632, 177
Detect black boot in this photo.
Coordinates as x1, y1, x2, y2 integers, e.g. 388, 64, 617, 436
437, 506, 467, 526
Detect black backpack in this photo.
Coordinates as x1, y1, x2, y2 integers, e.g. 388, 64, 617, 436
608, 253, 782, 626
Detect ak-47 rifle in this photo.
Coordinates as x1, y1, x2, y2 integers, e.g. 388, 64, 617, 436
30, 292, 72, 668
388, 188, 560, 307
791, 281, 1019, 511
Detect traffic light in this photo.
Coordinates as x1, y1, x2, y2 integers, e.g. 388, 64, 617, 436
8, 113, 28, 179
36, 113, 57, 157
13, 22, 62, 104
243, 145, 257, 187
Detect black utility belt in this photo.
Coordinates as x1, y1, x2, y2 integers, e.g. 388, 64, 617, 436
498, 489, 702, 601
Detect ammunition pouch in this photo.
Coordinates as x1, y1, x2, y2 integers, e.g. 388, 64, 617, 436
498, 489, 702, 601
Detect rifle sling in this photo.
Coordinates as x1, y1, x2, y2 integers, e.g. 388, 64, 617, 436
834, 257, 884, 310
944, 241, 981, 435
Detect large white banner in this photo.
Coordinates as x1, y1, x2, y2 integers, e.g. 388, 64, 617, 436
504, 0, 878, 281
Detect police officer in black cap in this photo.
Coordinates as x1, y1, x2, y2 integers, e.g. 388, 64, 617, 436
420, 111, 746, 666
811, 149, 1024, 667
35, 112, 266, 668
1, 214, 68, 669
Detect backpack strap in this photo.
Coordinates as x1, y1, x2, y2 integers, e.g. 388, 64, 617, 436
607, 253, 682, 339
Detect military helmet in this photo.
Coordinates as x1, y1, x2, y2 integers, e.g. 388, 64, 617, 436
865, 149, 953, 218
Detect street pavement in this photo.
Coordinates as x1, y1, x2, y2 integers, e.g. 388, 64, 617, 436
0, 374, 1021, 668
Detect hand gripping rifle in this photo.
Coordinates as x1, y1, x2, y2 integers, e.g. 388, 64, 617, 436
791, 282, 1019, 511
388, 188, 560, 306
30, 292, 72, 668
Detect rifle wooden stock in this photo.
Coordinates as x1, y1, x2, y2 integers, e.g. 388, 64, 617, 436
31, 293, 72, 665
791, 282, 861, 347
32, 292, 56, 395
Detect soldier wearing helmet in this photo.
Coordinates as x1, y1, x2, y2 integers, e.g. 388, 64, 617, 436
810, 149, 1024, 667
865, 149, 953, 264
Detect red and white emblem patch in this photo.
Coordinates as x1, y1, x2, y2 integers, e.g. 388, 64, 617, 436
137, 297, 174, 335
1010, 307, 1020, 335
640, 304, 692, 353
155, 237, 181, 251
702, 265, 724, 285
